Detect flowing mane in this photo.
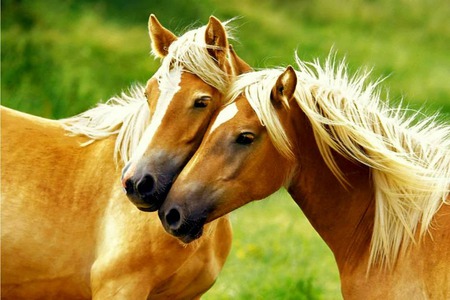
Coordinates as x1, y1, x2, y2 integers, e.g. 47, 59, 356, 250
227, 53, 450, 268
62, 20, 236, 164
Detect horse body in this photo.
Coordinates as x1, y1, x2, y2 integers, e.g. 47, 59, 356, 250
158, 57, 450, 298
2, 107, 98, 298
1, 106, 232, 299
2, 13, 250, 298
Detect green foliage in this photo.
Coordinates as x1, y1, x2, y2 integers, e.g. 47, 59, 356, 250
2, 0, 449, 298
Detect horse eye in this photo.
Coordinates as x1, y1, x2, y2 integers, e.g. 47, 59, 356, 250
194, 96, 211, 108
236, 132, 255, 145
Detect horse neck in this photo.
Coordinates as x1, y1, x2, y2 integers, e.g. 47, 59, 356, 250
286, 103, 375, 270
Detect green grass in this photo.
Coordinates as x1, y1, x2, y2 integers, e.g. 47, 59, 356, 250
2, 0, 449, 298
204, 190, 340, 299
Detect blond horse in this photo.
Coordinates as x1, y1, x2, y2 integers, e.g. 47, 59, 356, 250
159, 54, 450, 298
1, 15, 249, 299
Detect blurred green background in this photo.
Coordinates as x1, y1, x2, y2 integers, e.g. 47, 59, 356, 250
2, 0, 449, 298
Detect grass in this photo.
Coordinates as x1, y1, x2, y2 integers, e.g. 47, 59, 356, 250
204, 190, 340, 299
2, 0, 449, 298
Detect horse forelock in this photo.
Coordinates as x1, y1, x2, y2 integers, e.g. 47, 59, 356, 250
227, 69, 295, 161
154, 21, 237, 95
229, 53, 450, 269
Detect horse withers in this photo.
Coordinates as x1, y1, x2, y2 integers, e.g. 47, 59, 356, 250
1, 14, 248, 299
159, 55, 450, 298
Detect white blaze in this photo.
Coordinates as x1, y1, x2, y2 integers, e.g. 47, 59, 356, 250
130, 66, 182, 162
209, 102, 238, 134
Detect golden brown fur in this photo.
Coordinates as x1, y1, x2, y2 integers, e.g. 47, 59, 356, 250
0, 14, 248, 299
1, 106, 232, 299
159, 62, 450, 298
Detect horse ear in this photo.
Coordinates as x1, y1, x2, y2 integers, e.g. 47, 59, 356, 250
148, 14, 178, 58
229, 45, 252, 74
271, 66, 297, 110
205, 16, 229, 69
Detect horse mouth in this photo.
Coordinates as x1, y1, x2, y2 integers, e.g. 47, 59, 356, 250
125, 194, 162, 212
136, 205, 157, 212
127, 183, 172, 212
177, 226, 204, 244
167, 216, 206, 244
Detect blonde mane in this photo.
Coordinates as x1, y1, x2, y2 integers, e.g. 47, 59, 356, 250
227, 53, 450, 268
62, 20, 236, 164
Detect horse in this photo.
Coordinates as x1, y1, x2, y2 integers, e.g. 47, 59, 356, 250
158, 54, 450, 298
1, 14, 249, 299
120, 16, 250, 213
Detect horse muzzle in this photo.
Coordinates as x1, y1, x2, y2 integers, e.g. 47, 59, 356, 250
158, 203, 207, 243
122, 171, 171, 212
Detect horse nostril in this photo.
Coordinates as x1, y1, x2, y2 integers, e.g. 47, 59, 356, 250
165, 207, 182, 230
124, 178, 134, 195
136, 174, 155, 197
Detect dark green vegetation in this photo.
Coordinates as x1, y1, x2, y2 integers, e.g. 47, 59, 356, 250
2, 0, 449, 298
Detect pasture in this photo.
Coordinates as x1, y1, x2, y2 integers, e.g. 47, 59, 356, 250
2, 0, 449, 298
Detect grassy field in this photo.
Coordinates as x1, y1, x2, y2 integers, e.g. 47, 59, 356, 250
2, 0, 449, 298
204, 190, 340, 299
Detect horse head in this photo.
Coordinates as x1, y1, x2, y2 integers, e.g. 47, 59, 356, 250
158, 67, 298, 242
121, 15, 251, 212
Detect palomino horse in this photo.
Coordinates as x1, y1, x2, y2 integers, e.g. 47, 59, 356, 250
1, 15, 249, 299
159, 55, 450, 298
120, 16, 250, 213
